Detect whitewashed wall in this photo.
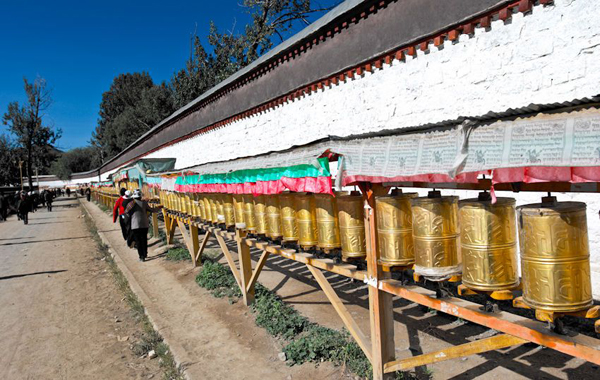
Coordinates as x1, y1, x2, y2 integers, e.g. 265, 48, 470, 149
142, 0, 600, 298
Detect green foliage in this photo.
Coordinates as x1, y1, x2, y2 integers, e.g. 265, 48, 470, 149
91, 73, 175, 163
0, 134, 20, 186
165, 246, 191, 262
195, 260, 242, 299
2, 77, 61, 188
251, 283, 309, 340
51, 146, 101, 180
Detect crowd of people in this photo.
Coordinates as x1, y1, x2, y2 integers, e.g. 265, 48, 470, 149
112, 188, 161, 262
0, 189, 62, 225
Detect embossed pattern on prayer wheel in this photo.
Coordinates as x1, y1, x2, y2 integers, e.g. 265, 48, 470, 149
242, 194, 257, 231
411, 193, 461, 280
459, 196, 519, 291
209, 195, 219, 223
222, 194, 235, 227
295, 193, 318, 249
232, 194, 245, 228
254, 195, 269, 235
198, 194, 206, 221
376, 192, 417, 266
518, 200, 593, 313
337, 193, 366, 260
266, 195, 283, 240
314, 193, 344, 251
279, 193, 298, 242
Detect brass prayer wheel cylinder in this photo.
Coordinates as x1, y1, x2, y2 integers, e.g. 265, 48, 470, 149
232, 194, 246, 228
242, 194, 257, 232
222, 194, 235, 227
376, 191, 417, 266
314, 193, 344, 252
279, 193, 299, 242
202, 195, 212, 222
265, 195, 283, 240
198, 194, 206, 221
411, 192, 461, 280
295, 193, 318, 249
215, 194, 226, 224
254, 195, 269, 235
209, 195, 219, 223
459, 195, 519, 291
337, 192, 367, 260
518, 199, 593, 313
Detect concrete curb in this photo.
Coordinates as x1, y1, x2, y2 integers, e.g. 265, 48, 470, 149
79, 199, 192, 380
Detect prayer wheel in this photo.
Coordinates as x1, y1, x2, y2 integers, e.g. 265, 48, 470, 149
202, 194, 212, 222
279, 192, 299, 242
376, 190, 417, 266
209, 194, 219, 224
198, 194, 206, 221
295, 193, 318, 250
222, 194, 235, 227
411, 191, 461, 280
337, 192, 367, 260
314, 193, 344, 252
459, 193, 519, 291
518, 197, 593, 313
232, 194, 246, 228
215, 194, 226, 224
242, 194, 257, 232
254, 195, 269, 235
265, 195, 283, 240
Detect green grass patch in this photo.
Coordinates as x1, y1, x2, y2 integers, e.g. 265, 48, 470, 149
166, 246, 192, 262
252, 283, 310, 340
195, 259, 242, 300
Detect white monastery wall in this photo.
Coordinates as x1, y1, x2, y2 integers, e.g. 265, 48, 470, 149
142, 0, 600, 298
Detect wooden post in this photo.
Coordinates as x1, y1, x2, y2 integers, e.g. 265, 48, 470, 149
189, 224, 200, 267
236, 229, 255, 306
360, 183, 395, 380
152, 212, 159, 239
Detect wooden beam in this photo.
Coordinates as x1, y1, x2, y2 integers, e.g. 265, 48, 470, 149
189, 224, 200, 267
214, 233, 242, 289
237, 229, 255, 305
246, 250, 270, 293
152, 212, 159, 239
195, 230, 212, 265
384, 334, 527, 373
307, 265, 373, 364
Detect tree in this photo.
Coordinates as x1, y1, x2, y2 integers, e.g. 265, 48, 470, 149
0, 134, 21, 186
2, 77, 61, 189
51, 146, 101, 180
91, 73, 175, 162
170, 0, 337, 109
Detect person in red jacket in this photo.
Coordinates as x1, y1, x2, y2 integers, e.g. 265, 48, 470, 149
113, 188, 131, 241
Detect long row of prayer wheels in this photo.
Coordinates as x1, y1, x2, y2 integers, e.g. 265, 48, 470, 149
159, 189, 593, 315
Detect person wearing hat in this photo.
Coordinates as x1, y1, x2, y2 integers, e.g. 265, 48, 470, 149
113, 188, 131, 241
124, 189, 162, 262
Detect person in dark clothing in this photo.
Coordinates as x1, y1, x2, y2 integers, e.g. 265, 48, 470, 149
17, 192, 31, 225
85, 187, 91, 202
124, 189, 162, 261
66, 188, 71, 197
45, 190, 53, 212
113, 189, 131, 241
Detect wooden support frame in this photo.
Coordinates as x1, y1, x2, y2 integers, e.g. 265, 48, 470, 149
152, 212, 159, 239
307, 265, 373, 363
236, 229, 255, 305
384, 334, 527, 373
214, 232, 243, 289
162, 209, 176, 244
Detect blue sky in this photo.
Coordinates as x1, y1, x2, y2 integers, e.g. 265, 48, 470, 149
0, 0, 337, 150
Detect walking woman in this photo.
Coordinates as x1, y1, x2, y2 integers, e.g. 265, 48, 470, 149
124, 190, 162, 262
112, 188, 131, 241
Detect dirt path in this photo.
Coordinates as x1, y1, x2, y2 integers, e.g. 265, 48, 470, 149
0, 196, 161, 379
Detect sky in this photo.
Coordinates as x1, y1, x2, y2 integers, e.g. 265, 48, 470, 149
0, 0, 338, 151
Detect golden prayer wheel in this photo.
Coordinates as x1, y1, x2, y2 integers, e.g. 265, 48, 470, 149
232, 194, 246, 228
265, 195, 283, 240
279, 192, 299, 242
314, 193, 344, 252
459, 194, 519, 291
518, 198, 593, 313
209, 194, 219, 224
337, 192, 367, 260
411, 191, 461, 280
242, 194, 257, 232
215, 194, 226, 224
198, 194, 206, 221
295, 193, 318, 250
222, 194, 235, 227
254, 195, 269, 235
202, 195, 212, 222
376, 190, 417, 266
